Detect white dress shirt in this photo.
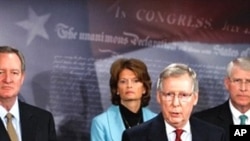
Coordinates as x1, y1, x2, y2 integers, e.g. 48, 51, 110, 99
165, 120, 192, 141
229, 100, 250, 125
0, 98, 22, 141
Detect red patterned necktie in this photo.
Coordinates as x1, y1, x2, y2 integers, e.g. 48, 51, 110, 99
175, 129, 184, 141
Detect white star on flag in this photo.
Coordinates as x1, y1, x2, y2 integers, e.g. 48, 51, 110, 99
16, 7, 51, 45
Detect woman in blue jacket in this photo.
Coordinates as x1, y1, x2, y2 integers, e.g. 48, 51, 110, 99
91, 58, 156, 141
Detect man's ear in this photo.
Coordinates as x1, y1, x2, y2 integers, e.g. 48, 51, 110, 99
193, 92, 198, 106
156, 91, 161, 104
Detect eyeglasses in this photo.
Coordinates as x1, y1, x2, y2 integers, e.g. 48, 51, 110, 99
230, 78, 250, 87
160, 91, 193, 102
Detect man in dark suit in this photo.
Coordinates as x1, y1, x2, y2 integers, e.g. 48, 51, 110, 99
193, 57, 250, 141
0, 46, 56, 141
122, 63, 225, 141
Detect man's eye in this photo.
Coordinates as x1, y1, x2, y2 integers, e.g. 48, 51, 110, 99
12, 72, 19, 75
180, 93, 188, 97
233, 79, 241, 82
163, 92, 173, 97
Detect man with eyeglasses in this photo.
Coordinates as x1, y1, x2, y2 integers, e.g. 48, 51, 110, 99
193, 57, 250, 141
122, 63, 225, 141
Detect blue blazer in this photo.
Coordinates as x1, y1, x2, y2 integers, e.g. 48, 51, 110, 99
122, 113, 226, 141
90, 105, 156, 141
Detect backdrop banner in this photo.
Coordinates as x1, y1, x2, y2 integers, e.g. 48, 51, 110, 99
0, 0, 250, 140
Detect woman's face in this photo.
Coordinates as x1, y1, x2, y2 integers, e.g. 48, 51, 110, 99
117, 69, 146, 103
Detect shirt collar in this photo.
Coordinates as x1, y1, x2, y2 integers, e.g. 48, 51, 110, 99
229, 100, 250, 124
0, 98, 20, 121
165, 119, 191, 134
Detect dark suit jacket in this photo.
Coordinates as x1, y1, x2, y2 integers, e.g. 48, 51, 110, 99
193, 100, 233, 141
122, 113, 226, 141
0, 100, 57, 141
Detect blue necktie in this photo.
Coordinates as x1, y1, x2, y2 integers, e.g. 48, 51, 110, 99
239, 115, 248, 125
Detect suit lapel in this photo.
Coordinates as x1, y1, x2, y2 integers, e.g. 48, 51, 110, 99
19, 101, 37, 141
142, 108, 155, 121
107, 106, 126, 141
0, 118, 11, 141
190, 117, 206, 141
217, 101, 233, 140
217, 101, 234, 125
147, 113, 168, 141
